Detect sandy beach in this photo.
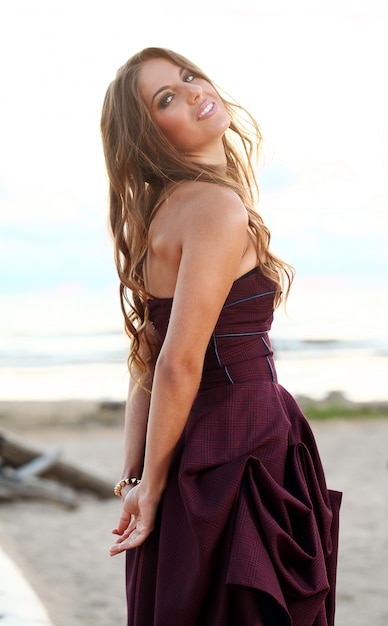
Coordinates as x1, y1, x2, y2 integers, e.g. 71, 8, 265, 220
1, 404, 388, 626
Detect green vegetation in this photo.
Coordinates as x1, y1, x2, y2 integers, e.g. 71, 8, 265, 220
303, 404, 388, 420
298, 391, 388, 420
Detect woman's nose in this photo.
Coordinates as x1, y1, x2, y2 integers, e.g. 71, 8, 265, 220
186, 83, 202, 103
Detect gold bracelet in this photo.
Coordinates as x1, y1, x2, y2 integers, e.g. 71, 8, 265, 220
114, 477, 141, 497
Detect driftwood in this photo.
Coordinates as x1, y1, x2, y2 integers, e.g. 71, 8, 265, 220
0, 429, 115, 506
0, 470, 78, 509
14, 448, 62, 478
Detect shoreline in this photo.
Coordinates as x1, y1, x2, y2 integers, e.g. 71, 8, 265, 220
1, 392, 387, 432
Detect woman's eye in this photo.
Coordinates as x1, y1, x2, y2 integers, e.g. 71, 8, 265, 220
159, 93, 174, 108
184, 73, 195, 83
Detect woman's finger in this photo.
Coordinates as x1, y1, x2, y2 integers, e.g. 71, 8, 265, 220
109, 525, 151, 555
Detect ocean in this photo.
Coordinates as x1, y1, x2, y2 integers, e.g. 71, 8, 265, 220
1, 279, 387, 404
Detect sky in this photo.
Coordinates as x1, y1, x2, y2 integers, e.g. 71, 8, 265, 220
0, 0, 387, 334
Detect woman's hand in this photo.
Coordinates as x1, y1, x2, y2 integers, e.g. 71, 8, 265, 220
110, 484, 160, 555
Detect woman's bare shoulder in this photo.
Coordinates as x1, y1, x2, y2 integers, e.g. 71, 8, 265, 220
168, 180, 247, 224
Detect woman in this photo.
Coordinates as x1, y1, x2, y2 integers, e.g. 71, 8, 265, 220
101, 47, 341, 626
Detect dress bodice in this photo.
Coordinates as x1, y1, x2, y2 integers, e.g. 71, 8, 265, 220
148, 267, 278, 389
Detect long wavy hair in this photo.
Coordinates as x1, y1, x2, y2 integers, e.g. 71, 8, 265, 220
100, 47, 294, 382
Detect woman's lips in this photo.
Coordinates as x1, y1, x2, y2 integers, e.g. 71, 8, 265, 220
197, 99, 218, 121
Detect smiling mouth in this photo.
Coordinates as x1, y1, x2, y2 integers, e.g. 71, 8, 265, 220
198, 102, 215, 119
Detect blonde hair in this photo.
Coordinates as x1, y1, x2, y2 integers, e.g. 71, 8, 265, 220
100, 47, 294, 381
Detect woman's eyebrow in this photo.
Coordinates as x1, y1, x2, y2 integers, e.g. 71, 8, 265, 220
151, 67, 185, 106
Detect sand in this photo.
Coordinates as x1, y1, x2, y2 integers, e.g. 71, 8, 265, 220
1, 409, 388, 626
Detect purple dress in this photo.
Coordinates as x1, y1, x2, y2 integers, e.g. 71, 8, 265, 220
126, 267, 341, 626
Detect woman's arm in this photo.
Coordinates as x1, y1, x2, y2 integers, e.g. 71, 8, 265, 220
117, 321, 160, 498
110, 184, 251, 554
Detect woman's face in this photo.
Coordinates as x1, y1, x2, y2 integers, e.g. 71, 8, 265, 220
138, 58, 230, 164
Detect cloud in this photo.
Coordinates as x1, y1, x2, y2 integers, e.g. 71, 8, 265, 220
0, 186, 115, 292
259, 162, 388, 276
